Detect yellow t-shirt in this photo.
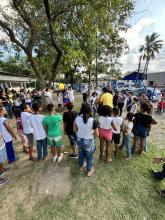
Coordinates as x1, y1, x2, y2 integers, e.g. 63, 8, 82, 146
100, 93, 113, 108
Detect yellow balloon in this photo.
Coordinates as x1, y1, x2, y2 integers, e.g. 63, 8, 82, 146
58, 83, 64, 90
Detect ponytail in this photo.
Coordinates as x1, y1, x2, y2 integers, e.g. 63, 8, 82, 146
80, 103, 91, 124
83, 113, 88, 124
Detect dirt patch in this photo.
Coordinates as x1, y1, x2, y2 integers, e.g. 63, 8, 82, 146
0, 163, 72, 220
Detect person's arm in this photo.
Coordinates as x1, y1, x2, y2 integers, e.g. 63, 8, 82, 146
63, 122, 67, 135
111, 121, 117, 131
151, 116, 157, 125
3, 120, 17, 140
73, 121, 78, 133
94, 128, 99, 137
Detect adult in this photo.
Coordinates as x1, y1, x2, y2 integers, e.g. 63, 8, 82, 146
68, 86, 74, 103
99, 87, 113, 108
126, 92, 133, 112
117, 91, 126, 116
44, 88, 52, 106
113, 91, 119, 107
82, 86, 88, 103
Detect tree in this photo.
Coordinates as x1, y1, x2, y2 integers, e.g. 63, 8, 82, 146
139, 32, 163, 78
0, 0, 134, 88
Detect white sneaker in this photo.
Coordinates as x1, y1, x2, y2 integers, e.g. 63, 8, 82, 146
57, 153, 63, 163
53, 155, 58, 162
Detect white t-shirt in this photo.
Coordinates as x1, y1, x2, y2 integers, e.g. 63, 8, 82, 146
130, 103, 137, 113
112, 116, 123, 134
21, 112, 33, 134
44, 91, 52, 99
0, 117, 12, 142
29, 114, 46, 141
68, 90, 74, 102
14, 99, 21, 107
98, 116, 113, 130
75, 116, 95, 139
125, 120, 133, 134
25, 94, 31, 103
57, 95, 63, 105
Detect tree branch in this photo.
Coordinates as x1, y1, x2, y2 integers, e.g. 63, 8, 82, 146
0, 20, 27, 52
43, 0, 63, 84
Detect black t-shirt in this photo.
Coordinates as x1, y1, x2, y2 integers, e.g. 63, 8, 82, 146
135, 112, 153, 128
63, 111, 77, 135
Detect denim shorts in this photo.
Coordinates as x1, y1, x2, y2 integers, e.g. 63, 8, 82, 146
133, 125, 149, 138
77, 136, 96, 153
68, 134, 77, 145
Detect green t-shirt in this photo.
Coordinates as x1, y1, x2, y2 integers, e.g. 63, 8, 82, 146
42, 114, 62, 138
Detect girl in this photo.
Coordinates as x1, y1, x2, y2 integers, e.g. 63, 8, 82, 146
43, 104, 63, 162
123, 113, 134, 160
74, 103, 99, 177
15, 111, 29, 153
130, 97, 138, 114
132, 102, 153, 155
89, 92, 97, 116
98, 105, 116, 163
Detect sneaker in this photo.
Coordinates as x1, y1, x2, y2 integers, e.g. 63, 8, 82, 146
69, 154, 78, 159
57, 153, 63, 163
87, 168, 95, 177
0, 178, 9, 186
53, 155, 58, 162
0, 168, 10, 177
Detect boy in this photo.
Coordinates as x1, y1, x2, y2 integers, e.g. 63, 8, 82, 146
43, 104, 63, 162
21, 104, 35, 160
112, 107, 123, 156
63, 103, 77, 158
0, 132, 9, 185
29, 103, 48, 161
0, 105, 17, 164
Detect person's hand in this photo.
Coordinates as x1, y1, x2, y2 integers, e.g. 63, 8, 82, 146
13, 135, 17, 141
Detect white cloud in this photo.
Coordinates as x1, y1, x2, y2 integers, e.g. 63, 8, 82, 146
119, 18, 165, 74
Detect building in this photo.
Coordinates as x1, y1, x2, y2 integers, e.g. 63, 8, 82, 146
0, 70, 36, 91
147, 72, 165, 89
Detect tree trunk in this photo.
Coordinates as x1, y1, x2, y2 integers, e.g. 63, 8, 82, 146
88, 68, 92, 96
137, 55, 142, 73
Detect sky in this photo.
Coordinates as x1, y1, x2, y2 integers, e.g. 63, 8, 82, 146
120, 0, 165, 74
0, 0, 165, 74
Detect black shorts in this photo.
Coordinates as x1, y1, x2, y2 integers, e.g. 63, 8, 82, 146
112, 133, 120, 144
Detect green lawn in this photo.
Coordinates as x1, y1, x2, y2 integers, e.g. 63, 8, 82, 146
0, 96, 165, 220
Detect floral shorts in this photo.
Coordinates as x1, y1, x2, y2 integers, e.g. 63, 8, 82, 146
48, 136, 63, 148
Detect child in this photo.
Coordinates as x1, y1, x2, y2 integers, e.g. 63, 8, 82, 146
15, 111, 28, 153
43, 104, 63, 162
89, 92, 97, 116
63, 103, 77, 158
57, 92, 63, 110
132, 102, 153, 155
74, 103, 99, 177
21, 104, 35, 160
130, 97, 138, 114
98, 105, 116, 163
29, 103, 48, 161
157, 98, 165, 114
112, 107, 123, 157
0, 133, 9, 185
123, 112, 134, 160
0, 105, 17, 164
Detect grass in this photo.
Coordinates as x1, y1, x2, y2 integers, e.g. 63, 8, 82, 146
0, 95, 165, 220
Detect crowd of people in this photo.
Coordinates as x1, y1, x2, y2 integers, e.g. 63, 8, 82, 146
0, 85, 164, 196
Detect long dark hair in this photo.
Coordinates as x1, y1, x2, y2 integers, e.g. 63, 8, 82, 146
80, 103, 92, 124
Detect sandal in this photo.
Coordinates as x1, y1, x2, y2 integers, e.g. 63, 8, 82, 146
87, 168, 95, 177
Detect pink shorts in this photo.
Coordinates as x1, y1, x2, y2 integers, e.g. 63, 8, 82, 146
99, 128, 113, 142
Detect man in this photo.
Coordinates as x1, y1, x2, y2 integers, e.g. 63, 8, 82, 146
99, 87, 113, 108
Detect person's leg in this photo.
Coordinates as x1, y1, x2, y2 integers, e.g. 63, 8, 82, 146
132, 136, 138, 155
0, 163, 3, 173
68, 135, 77, 157
144, 138, 148, 153
42, 138, 48, 159
5, 141, 16, 163
51, 146, 57, 157
99, 138, 105, 160
85, 150, 94, 172
36, 140, 42, 161
27, 133, 35, 160
105, 140, 112, 162
78, 149, 85, 169
125, 136, 132, 159
140, 137, 145, 154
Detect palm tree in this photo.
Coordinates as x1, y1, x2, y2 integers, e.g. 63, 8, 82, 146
139, 32, 163, 79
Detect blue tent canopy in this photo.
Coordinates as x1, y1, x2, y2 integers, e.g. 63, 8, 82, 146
122, 72, 147, 80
